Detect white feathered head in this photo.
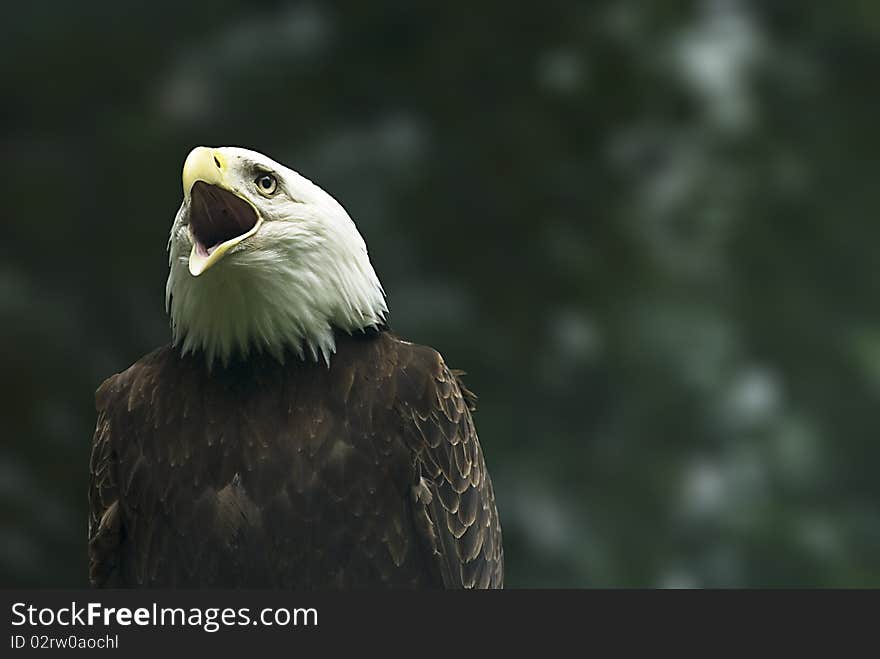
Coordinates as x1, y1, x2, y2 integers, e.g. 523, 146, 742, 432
166, 146, 387, 366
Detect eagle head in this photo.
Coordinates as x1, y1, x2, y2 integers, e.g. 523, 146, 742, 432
166, 146, 387, 366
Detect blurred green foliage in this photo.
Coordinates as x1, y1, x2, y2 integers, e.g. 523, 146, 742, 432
2, 1, 879, 587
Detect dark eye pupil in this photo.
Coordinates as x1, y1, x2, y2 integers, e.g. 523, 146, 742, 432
260, 177, 272, 188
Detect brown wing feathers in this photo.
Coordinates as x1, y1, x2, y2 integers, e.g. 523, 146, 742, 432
88, 333, 503, 588
395, 344, 504, 589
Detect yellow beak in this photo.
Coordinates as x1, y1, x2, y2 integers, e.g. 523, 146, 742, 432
182, 146, 227, 193
182, 146, 262, 277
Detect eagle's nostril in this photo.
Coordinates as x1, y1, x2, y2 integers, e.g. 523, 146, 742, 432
213, 156, 221, 169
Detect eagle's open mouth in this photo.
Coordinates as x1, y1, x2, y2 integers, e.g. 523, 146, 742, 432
189, 181, 259, 257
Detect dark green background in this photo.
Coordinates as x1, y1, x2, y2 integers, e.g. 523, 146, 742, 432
3, 1, 879, 587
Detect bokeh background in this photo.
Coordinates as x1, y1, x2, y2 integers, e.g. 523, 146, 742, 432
3, 0, 879, 587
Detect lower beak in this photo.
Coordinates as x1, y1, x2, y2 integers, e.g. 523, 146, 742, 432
188, 219, 262, 276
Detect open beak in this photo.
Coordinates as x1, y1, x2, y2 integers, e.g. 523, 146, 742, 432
182, 147, 262, 276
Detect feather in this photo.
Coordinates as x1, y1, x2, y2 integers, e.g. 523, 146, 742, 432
88, 331, 502, 588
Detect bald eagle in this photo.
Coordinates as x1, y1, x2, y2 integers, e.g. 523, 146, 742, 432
88, 147, 503, 588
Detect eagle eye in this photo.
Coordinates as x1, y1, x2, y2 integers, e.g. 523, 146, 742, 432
255, 173, 277, 196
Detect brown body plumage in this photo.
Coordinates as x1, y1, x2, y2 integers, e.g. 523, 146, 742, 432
89, 330, 503, 588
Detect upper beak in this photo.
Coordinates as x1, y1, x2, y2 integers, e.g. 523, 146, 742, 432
182, 146, 262, 277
